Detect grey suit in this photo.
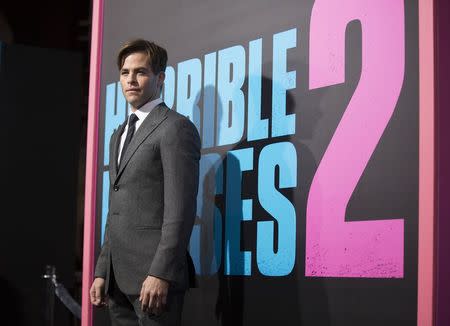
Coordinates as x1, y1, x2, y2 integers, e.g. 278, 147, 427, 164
94, 102, 200, 301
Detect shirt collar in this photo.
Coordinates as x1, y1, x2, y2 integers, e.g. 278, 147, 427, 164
129, 97, 163, 122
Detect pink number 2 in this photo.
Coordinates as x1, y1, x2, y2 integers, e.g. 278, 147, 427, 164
306, 0, 405, 278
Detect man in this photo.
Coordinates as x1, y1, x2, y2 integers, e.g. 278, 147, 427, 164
90, 39, 200, 326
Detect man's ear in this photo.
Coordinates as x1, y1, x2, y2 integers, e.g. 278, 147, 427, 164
157, 71, 166, 88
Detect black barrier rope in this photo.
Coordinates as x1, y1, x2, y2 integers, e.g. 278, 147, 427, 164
42, 265, 81, 325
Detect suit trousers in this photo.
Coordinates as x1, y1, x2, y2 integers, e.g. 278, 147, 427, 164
107, 267, 185, 326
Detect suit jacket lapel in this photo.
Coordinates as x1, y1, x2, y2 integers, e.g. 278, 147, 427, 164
111, 121, 126, 178
115, 103, 168, 183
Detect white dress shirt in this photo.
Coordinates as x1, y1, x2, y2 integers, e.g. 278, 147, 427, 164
118, 98, 163, 165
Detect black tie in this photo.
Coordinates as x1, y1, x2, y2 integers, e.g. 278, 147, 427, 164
120, 113, 139, 166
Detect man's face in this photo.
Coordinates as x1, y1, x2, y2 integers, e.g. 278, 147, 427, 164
119, 51, 165, 111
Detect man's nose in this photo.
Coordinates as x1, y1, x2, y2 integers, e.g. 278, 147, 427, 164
127, 72, 137, 84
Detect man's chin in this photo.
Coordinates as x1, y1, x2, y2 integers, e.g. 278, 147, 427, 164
126, 98, 142, 109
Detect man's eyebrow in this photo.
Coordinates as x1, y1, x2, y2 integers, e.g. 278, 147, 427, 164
121, 66, 149, 71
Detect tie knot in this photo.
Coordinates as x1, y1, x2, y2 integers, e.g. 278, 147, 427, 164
128, 113, 139, 127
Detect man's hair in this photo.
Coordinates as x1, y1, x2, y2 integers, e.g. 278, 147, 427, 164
117, 39, 168, 74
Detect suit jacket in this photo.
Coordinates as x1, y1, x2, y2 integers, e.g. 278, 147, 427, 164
94, 102, 201, 295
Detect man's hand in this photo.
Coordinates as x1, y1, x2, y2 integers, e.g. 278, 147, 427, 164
90, 277, 107, 307
139, 276, 169, 315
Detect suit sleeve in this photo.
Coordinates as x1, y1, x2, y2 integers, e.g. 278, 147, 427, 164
148, 117, 201, 282
94, 132, 115, 279
94, 214, 110, 278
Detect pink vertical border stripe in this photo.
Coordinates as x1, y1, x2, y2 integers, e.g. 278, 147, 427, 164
418, 0, 436, 325
81, 0, 104, 325
435, 1, 450, 324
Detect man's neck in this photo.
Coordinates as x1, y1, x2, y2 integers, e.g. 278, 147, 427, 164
131, 96, 158, 112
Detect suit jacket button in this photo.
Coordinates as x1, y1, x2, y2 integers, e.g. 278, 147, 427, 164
113, 185, 119, 191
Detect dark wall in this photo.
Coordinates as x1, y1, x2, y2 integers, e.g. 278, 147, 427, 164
1, 43, 82, 326
0, 0, 89, 50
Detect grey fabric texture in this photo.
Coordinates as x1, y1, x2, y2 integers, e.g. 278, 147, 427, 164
108, 268, 185, 326
108, 291, 184, 326
94, 102, 201, 295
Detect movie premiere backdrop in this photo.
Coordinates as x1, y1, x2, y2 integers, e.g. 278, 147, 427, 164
82, 0, 436, 325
